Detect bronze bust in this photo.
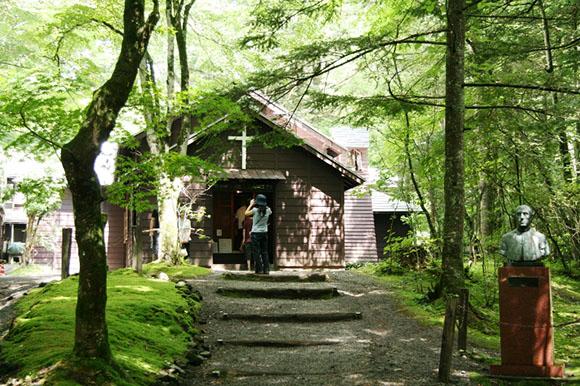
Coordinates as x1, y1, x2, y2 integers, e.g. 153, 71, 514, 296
499, 205, 550, 264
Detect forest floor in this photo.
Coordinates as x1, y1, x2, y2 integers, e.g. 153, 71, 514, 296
178, 270, 489, 386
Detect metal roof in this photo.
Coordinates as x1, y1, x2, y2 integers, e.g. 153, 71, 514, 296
330, 126, 370, 148
371, 190, 422, 213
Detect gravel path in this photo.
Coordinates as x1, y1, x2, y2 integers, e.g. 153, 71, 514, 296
180, 271, 486, 385
0, 275, 60, 338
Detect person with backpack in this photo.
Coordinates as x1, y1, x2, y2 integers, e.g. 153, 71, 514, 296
245, 194, 272, 274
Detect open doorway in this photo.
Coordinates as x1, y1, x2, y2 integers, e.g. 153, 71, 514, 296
212, 181, 275, 266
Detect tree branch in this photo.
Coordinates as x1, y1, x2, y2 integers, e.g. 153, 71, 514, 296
18, 104, 63, 153
90, 18, 124, 36
464, 82, 580, 95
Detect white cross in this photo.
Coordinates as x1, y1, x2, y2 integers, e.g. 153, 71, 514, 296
228, 129, 253, 170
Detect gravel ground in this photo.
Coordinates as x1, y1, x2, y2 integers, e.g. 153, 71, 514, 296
179, 271, 487, 386
0, 274, 60, 338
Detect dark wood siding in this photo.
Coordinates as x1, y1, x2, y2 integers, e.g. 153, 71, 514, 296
246, 143, 345, 269
103, 202, 126, 269
186, 184, 213, 267
32, 190, 78, 270
344, 191, 378, 263
32, 191, 126, 271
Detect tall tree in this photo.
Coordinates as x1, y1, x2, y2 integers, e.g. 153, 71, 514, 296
60, 0, 159, 360
440, 0, 466, 295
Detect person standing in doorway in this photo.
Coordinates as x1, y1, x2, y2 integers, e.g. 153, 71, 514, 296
245, 194, 272, 274
240, 206, 254, 271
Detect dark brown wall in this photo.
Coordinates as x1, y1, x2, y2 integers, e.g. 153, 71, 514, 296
33, 190, 77, 269
374, 212, 411, 259
187, 141, 346, 268
103, 201, 126, 269
32, 190, 125, 271
186, 184, 213, 267
246, 142, 345, 268
344, 191, 378, 263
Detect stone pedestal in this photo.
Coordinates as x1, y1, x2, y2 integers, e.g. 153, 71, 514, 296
490, 266, 564, 378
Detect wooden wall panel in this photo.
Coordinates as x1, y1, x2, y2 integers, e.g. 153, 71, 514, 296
32, 190, 79, 271
187, 122, 349, 269
344, 190, 378, 263
103, 202, 126, 269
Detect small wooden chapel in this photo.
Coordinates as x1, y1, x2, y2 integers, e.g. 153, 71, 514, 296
182, 93, 366, 269
71, 91, 416, 272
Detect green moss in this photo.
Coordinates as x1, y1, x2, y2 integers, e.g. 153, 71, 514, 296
0, 269, 203, 385
141, 261, 211, 279
358, 262, 580, 377
7, 263, 56, 277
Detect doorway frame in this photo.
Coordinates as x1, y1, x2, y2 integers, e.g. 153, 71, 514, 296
210, 180, 277, 268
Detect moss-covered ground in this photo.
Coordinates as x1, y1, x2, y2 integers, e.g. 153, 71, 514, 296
6, 263, 57, 276
356, 261, 579, 379
142, 261, 211, 280
0, 263, 210, 385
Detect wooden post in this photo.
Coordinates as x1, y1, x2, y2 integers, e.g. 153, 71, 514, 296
457, 288, 469, 351
61, 228, 72, 279
133, 213, 143, 274
438, 295, 459, 383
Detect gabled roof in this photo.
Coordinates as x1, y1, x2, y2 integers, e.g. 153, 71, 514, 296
371, 190, 421, 213
254, 114, 364, 189
134, 92, 365, 188
251, 92, 349, 157
366, 167, 422, 213
330, 126, 370, 148
250, 93, 364, 189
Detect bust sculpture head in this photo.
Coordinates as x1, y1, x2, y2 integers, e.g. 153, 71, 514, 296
514, 205, 533, 232
499, 205, 549, 264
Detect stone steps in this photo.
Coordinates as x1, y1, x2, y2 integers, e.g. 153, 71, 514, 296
216, 338, 343, 347
221, 272, 328, 282
189, 271, 372, 385
221, 311, 362, 322
202, 342, 371, 375
216, 286, 339, 299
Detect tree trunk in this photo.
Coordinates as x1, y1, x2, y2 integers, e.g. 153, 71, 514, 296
60, 0, 158, 361
157, 175, 182, 263
151, 0, 195, 265
22, 214, 40, 265
440, 0, 466, 296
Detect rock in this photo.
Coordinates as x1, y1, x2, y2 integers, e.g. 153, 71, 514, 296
169, 364, 185, 374
175, 280, 187, 288
211, 370, 221, 378
199, 351, 211, 358
158, 272, 170, 281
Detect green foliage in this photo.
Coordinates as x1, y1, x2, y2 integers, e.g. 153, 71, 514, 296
141, 261, 211, 280
251, 129, 303, 149
107, 151, 226, 212
372, 258, 407, 275
242, 0, 343, 49
1, 176, 65, 218
0, 73, 83, 154
0, 269, 203, 385
359, 262, 580, 375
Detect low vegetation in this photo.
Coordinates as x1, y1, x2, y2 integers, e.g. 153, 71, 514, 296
6, 263, 56, 277
0, 264, 209, 385
356, 260, 580, 377
142, 261, 211, 280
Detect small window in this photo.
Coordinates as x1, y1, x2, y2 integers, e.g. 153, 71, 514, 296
13, 224, 26, 243
326, 148, 339, 158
